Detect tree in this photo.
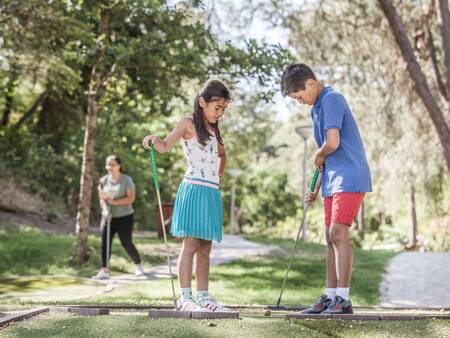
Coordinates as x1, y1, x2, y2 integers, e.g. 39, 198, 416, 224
378, 0, 450, 172
75, 2, 113, 263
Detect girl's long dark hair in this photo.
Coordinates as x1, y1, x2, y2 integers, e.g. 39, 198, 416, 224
193, 80, 230, 146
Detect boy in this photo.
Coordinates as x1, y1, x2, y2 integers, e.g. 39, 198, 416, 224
280, 63, 372, 314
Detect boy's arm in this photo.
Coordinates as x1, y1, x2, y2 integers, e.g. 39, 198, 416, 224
314, 128, 340, 170
218, 142, 226, 181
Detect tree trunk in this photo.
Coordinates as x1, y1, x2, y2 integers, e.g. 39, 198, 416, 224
438, 0, 450, 101
75, 4, 111, 263
1, 63, 19, 126
410, 186, 418, 248
378, 0, 450, 172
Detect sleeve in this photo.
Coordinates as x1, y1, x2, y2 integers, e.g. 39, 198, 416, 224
126, 176, 135, 191
323, 93, 346, 131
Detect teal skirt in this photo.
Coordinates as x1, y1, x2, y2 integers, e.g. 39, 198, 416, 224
171, 179, 223, 242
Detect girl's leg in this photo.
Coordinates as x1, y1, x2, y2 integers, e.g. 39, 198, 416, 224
195, 239, 212, 292
116, 214, 141, 264
178, 237, 201, 288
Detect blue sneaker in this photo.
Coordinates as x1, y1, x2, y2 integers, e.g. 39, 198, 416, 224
322, 295, 353, 314
301, 294, 332, 314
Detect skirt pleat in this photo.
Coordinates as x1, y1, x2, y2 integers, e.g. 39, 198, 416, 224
171, 180, 223, 242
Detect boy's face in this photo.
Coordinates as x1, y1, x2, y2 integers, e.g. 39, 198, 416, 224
288, 79, 318, 106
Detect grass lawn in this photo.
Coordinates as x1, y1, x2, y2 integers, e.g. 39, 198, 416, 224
1, 228, 394, 307
0, 227, 175, 297
1, 314, 450, 338
2, 227, 449, 337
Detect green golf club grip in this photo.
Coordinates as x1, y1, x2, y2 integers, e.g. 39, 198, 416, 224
309, 169, 319, 192
149, 143, 160, 191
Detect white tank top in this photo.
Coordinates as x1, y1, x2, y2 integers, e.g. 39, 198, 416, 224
182, 132, 220, 185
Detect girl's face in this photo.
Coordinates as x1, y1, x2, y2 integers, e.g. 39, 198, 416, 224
200, 98, 229, 124
105, 159, 121, 175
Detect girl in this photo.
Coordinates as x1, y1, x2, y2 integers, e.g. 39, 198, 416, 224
142, 80, 230, 312
92, 155, 145, 279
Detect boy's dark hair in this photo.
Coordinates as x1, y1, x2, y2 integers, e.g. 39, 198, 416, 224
280, 63, 317, 97
193, 79, 230, 146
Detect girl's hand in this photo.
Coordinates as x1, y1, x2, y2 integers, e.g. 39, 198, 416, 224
305, 190, 318, 205
142, 135, 161, 149
105, 197, 116, 206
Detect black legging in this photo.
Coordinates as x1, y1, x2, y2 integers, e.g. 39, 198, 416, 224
101, 213, 141, 268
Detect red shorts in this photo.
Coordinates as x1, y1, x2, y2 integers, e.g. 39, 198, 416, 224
324, 192, 365, 227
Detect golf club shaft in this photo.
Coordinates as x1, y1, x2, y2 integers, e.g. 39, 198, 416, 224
149, 143, 178, 310
155, 188, 177, 309
275, 169, 319, 307
276, 204, 309, 307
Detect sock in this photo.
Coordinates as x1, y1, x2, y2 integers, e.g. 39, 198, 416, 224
324, 288, 336, 300
197, 290, 209, 302
336, 287, 350, 301
180, 287, 192, 301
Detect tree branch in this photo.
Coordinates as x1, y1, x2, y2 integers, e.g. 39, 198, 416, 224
438, 0, 450, 100
427, 24, 448, 99
13, 88, 50, 129
378, 0, 450, 172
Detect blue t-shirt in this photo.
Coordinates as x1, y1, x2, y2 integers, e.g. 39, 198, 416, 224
311, 86, 372, 197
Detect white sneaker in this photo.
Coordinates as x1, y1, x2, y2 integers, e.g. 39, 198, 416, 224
135, 264, 145, 277
92, 270, 109, 280
178, 298, 207, 312
198, 298, 231, 312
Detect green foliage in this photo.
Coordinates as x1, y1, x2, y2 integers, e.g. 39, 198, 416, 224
240, 166, 299, 229
0, 0, 291, 232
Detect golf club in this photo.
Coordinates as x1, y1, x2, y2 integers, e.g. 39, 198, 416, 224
268, 168, 320, 311
149, 142, 178, 310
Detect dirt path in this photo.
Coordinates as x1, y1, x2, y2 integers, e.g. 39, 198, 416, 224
380, 252, 450, 308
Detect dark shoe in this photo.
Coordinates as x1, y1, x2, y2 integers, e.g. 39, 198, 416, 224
301, 294, 332, 314
322, 295, 353, 314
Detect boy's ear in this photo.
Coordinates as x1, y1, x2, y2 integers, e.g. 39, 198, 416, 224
199, 97, 206, 108
305, 78, 315, 88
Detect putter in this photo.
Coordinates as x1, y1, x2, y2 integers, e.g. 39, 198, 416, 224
149, 142, 178, 310
268, 168, 320, 311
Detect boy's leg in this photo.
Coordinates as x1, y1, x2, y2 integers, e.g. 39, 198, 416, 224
325, 228, 338, 289
329, 223, 353, 289
301, 199, 335, 313
323, 192, 364, 314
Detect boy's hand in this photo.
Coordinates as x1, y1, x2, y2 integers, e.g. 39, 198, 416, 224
313, 150, 325, 171
142, 135, 161, 149
305, 191, 318, 205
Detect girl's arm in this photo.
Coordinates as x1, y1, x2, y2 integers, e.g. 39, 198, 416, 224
142, 118, 194, 153
107, 187, 135, 206
218, 142, 227, 181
